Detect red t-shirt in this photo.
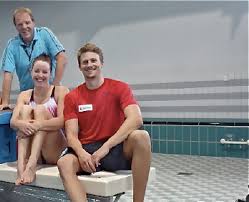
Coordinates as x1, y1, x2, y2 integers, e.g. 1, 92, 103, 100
64, 78, 137, 144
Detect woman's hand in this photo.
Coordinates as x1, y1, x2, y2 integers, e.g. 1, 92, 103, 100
17, 120, 38, 138
29, 120, 42, 132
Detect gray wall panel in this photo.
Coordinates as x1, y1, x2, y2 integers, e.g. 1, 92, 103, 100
1, 1, 248, 120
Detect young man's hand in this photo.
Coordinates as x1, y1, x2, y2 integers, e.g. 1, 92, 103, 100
78, 151, 96, 173
91, 144, 110, 168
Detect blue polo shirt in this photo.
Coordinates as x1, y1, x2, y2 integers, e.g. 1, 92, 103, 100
0, 27, 65, 91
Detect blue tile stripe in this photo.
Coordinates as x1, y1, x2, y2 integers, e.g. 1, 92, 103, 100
144, 119, 249, 159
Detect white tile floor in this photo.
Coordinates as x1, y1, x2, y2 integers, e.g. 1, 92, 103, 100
121, 153, 249, 202
0, 153, 248, 202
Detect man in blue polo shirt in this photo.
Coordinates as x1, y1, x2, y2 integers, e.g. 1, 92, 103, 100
0, 7, 67, 110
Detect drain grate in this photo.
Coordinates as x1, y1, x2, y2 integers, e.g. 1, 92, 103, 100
177, 172, 193, 176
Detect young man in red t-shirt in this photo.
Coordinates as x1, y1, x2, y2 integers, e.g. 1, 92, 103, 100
57, 43, 151, 202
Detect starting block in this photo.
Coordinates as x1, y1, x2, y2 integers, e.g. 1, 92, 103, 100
0, 161, 156, 201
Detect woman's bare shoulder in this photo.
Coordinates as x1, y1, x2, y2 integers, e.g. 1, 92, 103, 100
17, 89, 32, 103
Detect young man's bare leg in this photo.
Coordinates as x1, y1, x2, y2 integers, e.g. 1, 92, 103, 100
57, 154, 87, 202
124, 130, 151, 202
16, 105, 33, 185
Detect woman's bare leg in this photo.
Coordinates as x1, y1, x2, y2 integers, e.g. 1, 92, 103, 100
16, 105, 33, 185
41, 129, 67, 164
21, 105, 48, 184
16, 132, 32, 185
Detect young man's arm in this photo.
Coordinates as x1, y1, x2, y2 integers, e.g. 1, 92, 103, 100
65, 119, 82, 155
65, 119, 96, 173
105, 104, 143, 148
92, 104, 143, 165
0, 71, 13, 110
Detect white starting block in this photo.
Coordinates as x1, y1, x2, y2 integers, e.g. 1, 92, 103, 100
0, 161, 156, 202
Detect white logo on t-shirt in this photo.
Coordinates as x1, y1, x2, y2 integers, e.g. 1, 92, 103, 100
78, 104, 93, 112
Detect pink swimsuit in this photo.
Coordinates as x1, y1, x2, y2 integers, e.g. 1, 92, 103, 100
29, 86, 65, 136
29, 86, 57, 117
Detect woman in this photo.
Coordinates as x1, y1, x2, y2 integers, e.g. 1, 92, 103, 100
10, 54, 69, 185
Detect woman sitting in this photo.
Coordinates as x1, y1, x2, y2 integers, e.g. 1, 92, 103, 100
10, 54, 69, 185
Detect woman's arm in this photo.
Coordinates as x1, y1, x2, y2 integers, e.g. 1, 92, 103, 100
10, 91, 36, 136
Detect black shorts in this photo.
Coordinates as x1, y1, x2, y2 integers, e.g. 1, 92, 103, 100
61, 141, 131, 175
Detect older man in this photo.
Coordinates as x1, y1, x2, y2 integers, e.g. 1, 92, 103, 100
0, 7, 67, 110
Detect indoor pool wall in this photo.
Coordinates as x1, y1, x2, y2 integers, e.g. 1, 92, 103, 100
144, 119, 249, 159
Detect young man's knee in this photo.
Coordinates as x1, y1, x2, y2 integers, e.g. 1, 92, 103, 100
57, 157, 68, 178
141, 130, 151, 144
57, 155, 77, 176
131, 130, 150, 143
57, 157, 67, 170
131, 130, 151, 151
124, 130, 151, 156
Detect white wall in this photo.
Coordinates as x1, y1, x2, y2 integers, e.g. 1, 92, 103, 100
0, 1, 248, 120
0, 1, 247, 88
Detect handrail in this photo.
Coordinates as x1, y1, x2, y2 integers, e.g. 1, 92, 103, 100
220, 139, 249, 145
